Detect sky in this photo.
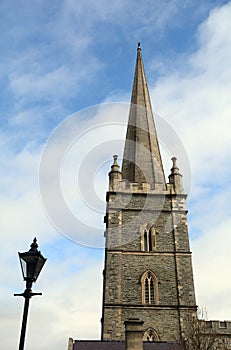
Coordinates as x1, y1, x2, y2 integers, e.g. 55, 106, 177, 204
0, 0, 231, 349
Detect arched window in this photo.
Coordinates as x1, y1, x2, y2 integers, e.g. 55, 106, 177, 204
144, 229, 148, 251
141, 271, 158, 304
141, 225, 156, 251
143, 328, 160, 342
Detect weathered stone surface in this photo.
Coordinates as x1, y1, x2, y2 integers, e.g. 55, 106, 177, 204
101, 45, 197, 342
102, 186, 197, 341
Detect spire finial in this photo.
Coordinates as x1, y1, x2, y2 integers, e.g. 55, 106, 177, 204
169, 157, 184, 193
171, 157, 177, 168
113, 155, 118, 166
137, 42, 141, 50
170, 157, 180, 175
109, 155, 122, 190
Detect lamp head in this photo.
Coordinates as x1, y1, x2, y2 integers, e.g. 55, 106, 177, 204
18, 238, 46, 282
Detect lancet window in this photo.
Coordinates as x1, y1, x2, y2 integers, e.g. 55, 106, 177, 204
141, 224, 156, 251
141, 270, 158, 305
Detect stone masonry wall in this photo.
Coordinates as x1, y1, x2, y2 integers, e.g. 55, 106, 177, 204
102, 189, 197, 341
103, 306, 182, 341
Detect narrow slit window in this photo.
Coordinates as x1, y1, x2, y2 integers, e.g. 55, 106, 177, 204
150, 279, 154, 303
144, 230, 148, 251
148, 229, 153, 251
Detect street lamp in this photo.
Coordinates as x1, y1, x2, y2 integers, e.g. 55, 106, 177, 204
14, 238, 47, 350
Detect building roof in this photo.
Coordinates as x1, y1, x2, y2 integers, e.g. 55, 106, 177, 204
73, 340, 182, 350
121, 43, 166, 190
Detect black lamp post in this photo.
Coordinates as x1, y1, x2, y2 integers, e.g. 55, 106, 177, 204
14, 238, 46, 350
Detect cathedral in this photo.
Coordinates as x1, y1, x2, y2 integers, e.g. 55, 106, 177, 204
69, 44, 231, 350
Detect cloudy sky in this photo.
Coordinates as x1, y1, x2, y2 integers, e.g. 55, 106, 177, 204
1, 1, 231, 349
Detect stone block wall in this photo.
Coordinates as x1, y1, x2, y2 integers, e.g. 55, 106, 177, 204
102, 187, 197, 341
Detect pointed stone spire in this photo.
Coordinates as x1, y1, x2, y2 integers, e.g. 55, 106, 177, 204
122, 43, 166, 190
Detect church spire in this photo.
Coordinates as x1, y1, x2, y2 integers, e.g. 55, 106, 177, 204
122, 43, 166, 190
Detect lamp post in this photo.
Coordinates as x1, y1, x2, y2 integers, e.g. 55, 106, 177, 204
14, 238, 46, 350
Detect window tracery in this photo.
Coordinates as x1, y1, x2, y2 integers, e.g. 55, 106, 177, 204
141, 270, 158, 304
141, 224, 156, 251
143, 328, 160, 342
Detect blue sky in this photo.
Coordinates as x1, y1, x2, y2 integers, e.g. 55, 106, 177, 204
1, 1, 231, 349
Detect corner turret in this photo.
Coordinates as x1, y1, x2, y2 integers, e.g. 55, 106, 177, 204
108, 155, 122, 191
168, 157, 184, 194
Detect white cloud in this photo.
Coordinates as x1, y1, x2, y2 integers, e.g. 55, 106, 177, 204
152, 1, 231, 319
1, 2, 231, 350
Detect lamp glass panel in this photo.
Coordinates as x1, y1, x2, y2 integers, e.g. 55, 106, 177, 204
33, 256, 46, 280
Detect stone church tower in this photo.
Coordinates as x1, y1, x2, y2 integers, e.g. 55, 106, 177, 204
101, 44, 197, 342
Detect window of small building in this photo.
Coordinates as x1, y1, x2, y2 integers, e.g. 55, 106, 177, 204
219, 321, 227, 328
